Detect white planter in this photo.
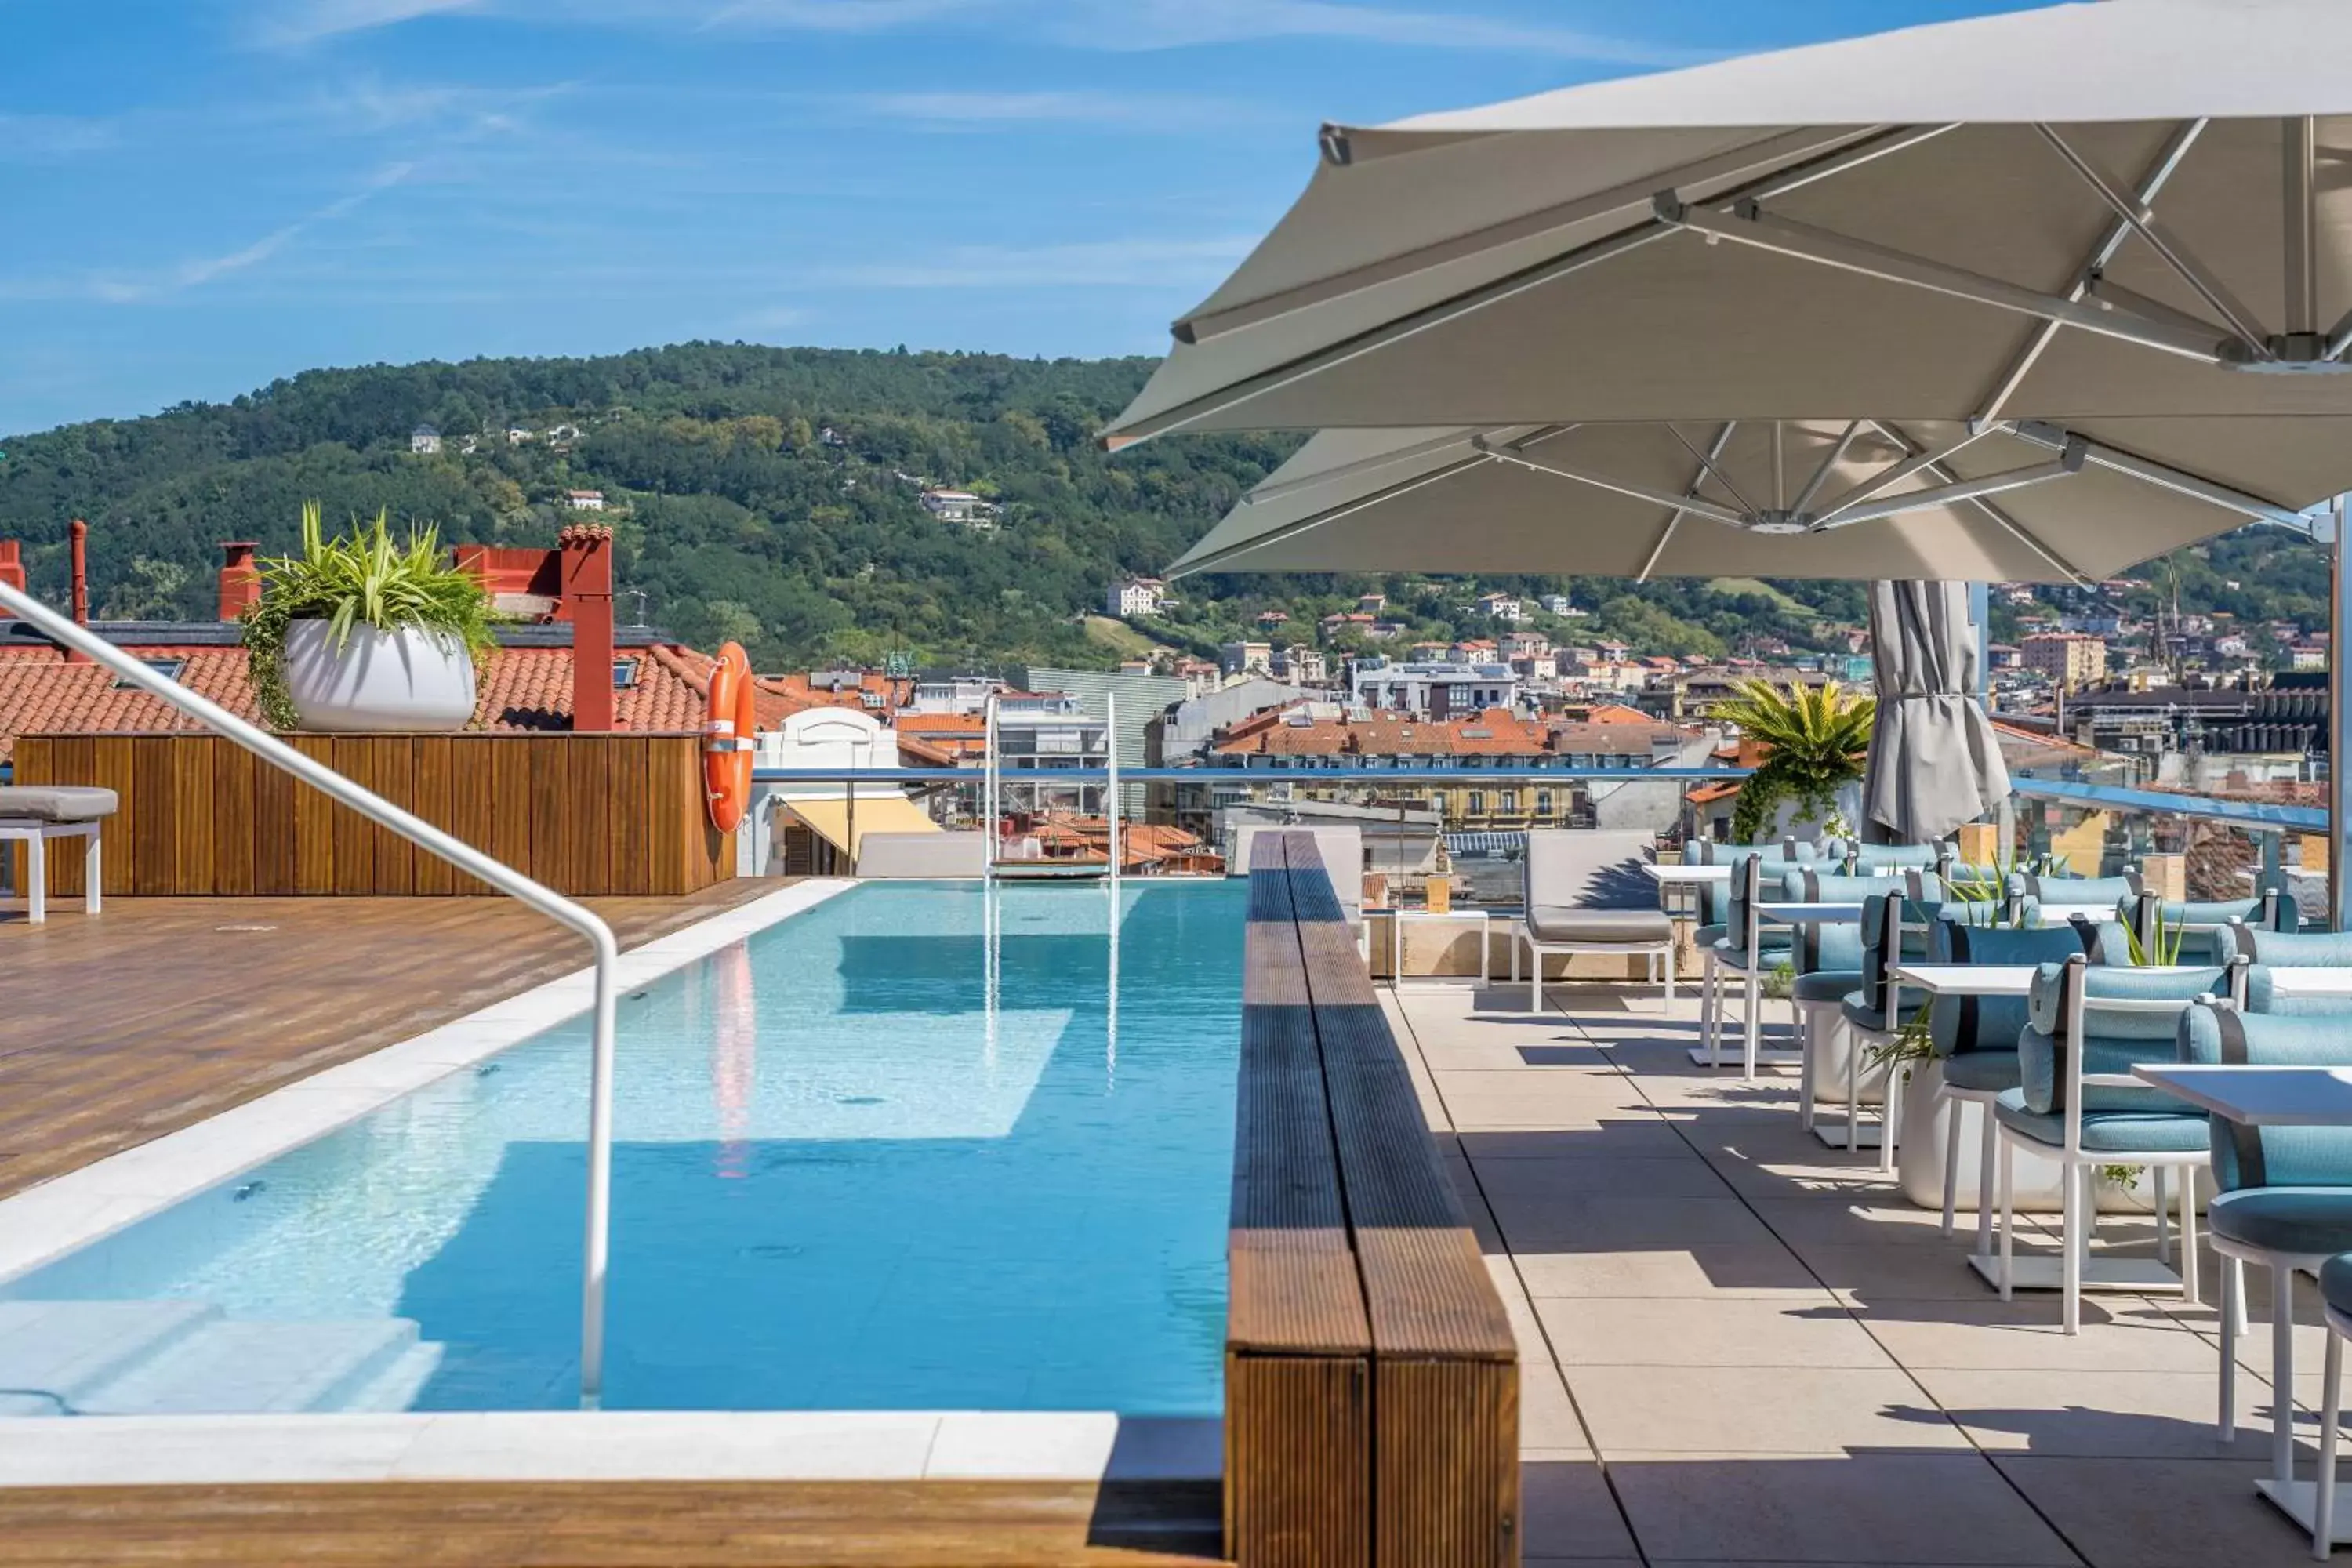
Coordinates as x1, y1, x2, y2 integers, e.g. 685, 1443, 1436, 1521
281, 620, 477, 733
1896, 1059, 2189, 1215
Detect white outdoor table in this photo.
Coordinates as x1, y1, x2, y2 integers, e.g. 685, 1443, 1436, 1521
2256, 968, 2352, 1002
1890, 963, 2041, 997
1642, 862, 1732, 884
2028, 902, 2123, 925
2132, 1060, 2352, 1544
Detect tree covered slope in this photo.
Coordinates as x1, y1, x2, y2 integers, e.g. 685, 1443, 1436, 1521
0, 343, 2318, 667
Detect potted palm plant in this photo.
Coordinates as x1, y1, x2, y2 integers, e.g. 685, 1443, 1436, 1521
1715, 678, 1875, 845
242, 503, 498, 732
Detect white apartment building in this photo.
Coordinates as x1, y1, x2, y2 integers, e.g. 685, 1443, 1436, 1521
1349, 658, 1522, 718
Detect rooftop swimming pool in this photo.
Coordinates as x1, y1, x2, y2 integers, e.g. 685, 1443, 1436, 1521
0, 880, 1244, 1417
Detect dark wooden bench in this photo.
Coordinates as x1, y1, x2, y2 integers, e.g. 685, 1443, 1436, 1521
1228, 831, 1519, 1566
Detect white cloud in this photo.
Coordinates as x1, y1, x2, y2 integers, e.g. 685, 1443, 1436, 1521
0, 114, 122, 162
254, 0, 483, 47
820, 234, 1255, 289
1048, 0, 1706, 65
251, 0, 1696, 65
822, 88, 1269, 132
2, 162, 416, 303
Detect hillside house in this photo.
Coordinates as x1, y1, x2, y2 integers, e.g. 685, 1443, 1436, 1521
1476, 592, 1526, 622
1105, 577, 1167, 618
566, 490, 608, 512
409, 424, 441, 455
920, 488, 1000, 528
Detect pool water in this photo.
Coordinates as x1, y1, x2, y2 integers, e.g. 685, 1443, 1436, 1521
5, 881, 1245, 1414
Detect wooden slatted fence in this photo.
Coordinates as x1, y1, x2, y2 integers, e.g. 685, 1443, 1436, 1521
9, 732, 731, 898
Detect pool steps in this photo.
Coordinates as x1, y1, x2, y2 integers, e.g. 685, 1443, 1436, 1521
0, 1301, 441, 1416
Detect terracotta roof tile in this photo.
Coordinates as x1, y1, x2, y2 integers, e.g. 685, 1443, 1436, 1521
0, 640, 713, 759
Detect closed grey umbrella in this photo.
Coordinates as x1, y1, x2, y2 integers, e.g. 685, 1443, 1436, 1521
1862, 581, 2009, 845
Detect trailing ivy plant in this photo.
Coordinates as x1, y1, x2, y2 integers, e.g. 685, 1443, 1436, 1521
1716, 679, 1876, 845
241, 501, 500, 730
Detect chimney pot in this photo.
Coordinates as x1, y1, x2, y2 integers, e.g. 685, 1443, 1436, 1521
560, 527, 617, 733
217, 540, 262, 622
65, 520, 89, 662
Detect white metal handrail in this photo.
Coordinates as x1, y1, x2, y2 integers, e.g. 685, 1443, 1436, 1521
0, 582, 623, 1410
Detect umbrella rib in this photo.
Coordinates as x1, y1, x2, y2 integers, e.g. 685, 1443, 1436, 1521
1861, 422, 2096, 585
2286, 116, 2318, 336
1811, 426, 1994, 525
1665, 422, 1755, 514
2032, 123, 2271, 360
1789, 419, 1863, 517
1167, 452, 1496, 578
1473, 437, 1751, 529
1808, 444, 2084, 530
1976, 118, 2209, 421
1662, 200, 2228, 365
1242, 426, 1543, 504
1642, 420, 1737, 583
2005, 419, 2310, 530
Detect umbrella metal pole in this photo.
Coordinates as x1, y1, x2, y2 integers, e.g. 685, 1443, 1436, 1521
2333, 497, 2350, 932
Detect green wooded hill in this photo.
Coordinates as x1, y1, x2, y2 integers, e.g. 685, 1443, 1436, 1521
0, 343, 2321, 668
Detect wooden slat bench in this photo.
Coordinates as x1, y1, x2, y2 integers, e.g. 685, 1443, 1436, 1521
1228, 831, 1518, 1566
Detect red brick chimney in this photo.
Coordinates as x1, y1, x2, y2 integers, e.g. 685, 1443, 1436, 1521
217, 542, 260, 621
64, 519, 89, 662
560, 524, 616, 733
0, 540, 23, 618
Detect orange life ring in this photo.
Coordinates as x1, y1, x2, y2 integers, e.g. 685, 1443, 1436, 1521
703, 641, 756, 833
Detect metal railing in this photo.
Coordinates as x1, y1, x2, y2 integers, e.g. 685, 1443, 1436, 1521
0, 583, 622, 1411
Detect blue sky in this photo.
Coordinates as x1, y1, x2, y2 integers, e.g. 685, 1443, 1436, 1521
0, 0, 2029, 434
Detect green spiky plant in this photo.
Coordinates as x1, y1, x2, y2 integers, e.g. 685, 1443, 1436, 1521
2122, 902, 2187, 967
241, 502, 499, 730
1717, 679, 1876, 845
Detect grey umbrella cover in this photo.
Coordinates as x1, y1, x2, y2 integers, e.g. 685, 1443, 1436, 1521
1863, 580, 2012, 844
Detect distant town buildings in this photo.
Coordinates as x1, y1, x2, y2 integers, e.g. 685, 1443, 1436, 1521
2022, 631, 2107, 691
1218, 641, 1275, 678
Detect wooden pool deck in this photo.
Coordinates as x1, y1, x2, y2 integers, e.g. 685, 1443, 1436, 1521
0, 884, 775, 1202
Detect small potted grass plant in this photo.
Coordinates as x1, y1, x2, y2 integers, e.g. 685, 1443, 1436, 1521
243, 502, 497, 732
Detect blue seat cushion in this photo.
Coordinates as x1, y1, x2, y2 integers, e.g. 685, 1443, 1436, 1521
1994, 1087, 2209, 1153
1942, 1051, 2020, 1094
1694, 923, 1727, 949
2209, 1189, 2352, 1258
1840, 993, 1921, 1033
1718, 938, 1793, 971
1793, 969, 1865, 1004
2321, 1254, 2352, 1319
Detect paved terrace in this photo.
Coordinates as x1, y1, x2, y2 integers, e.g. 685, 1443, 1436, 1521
1384, 981, 2332, 1568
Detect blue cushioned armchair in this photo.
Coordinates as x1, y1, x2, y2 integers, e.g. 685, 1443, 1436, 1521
1993, 954, 2243, 1333
1926, 920, 2101, 1250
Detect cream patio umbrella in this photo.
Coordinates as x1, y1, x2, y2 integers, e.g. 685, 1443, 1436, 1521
1106, 0, 2352, 469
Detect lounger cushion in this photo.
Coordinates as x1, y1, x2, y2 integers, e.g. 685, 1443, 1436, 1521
1694, 923, 1727, 949
1525, 906, 1671, 944
0, 786, 117, 822
1793, 969, 1864, 1004
2208, 1189, 2352, 1258
1942, 1051, 2020, 1093
1993, 1088, 2208, 1153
